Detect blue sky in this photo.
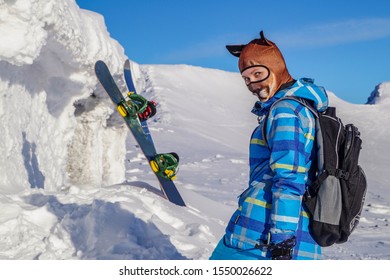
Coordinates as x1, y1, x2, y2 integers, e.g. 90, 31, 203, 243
76, 0, 390, 104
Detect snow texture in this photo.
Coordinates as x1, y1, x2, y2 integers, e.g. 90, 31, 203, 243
0, 0, 389, 260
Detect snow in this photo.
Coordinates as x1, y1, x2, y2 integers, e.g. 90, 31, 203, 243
0, 0, 389, 260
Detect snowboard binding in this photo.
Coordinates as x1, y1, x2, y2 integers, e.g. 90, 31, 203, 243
117, 91, 156, 121
150, 153, 180, 180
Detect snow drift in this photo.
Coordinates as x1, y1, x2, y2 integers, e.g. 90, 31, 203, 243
1, 0, 390, 260
0, 0, 127, 193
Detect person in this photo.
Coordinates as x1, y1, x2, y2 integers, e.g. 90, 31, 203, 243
209, 31, 329, 260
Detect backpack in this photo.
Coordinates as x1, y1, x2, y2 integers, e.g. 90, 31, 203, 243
263, 96, 367, 247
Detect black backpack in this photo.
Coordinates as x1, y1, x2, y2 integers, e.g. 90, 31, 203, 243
263, 96, 367, 247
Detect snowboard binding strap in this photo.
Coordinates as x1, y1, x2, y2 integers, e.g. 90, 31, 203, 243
150, 153, 180, 180
117, 92, 149, 118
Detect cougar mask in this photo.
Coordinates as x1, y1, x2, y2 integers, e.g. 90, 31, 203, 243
226, 31, 293, 102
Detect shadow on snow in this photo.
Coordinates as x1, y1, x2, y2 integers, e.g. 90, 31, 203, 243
24, 193, 187, 260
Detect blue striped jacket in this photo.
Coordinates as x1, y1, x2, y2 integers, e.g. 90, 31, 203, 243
223, 78, 328, 260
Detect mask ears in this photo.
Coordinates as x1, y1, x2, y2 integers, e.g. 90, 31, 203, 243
226, 30, 271, 57
225, 44, 245, 57
258, 31, 272, 46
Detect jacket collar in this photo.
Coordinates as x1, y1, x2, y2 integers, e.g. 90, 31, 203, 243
251, 80, 296, 117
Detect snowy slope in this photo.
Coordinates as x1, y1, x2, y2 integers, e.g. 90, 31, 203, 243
1, 0, 390, 260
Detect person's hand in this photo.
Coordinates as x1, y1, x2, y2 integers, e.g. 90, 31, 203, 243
269, 237, 296, 260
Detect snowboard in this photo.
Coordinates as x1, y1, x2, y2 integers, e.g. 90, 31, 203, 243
94, 60, 186, 207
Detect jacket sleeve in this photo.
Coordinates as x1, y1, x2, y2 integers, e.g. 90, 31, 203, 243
265, 100, 314, 243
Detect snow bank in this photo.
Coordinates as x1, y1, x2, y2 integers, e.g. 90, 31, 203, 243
0, 0, 128, 193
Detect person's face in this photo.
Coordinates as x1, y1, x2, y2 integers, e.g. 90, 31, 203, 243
241, 65, 276, 102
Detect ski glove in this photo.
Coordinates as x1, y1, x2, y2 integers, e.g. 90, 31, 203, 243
269, 237, 296, 260
138, 101, 157, 121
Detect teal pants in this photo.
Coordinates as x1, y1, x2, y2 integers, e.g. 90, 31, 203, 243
209, 238, 268, 260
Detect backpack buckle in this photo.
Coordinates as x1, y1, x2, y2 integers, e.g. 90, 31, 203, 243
335, 169, 350, 180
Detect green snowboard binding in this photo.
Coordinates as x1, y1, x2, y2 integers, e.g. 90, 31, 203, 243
117, 92, 148, 118
150, 153, 180, 180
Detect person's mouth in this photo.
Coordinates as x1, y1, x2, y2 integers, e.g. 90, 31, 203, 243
252, 88, 268, 102
252, 89, 261, 99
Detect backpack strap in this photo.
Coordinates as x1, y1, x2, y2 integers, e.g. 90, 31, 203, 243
261, 96, 322, 202
262, 96, 318, 148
